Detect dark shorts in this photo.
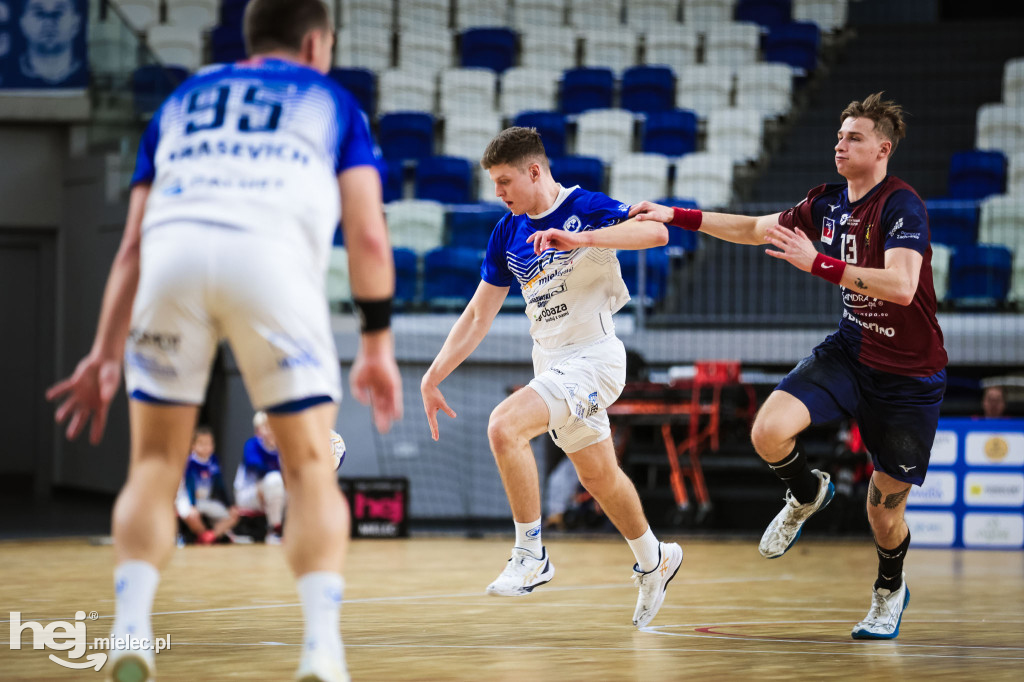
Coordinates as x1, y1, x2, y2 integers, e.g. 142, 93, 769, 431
776, 334, 947, 486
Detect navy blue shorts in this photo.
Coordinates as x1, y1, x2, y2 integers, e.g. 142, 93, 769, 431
776, 334, 946, 486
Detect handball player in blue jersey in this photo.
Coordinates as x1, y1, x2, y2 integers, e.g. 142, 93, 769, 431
421, 127, 684, 628
45, 1, 402, 680
631, 93, 947, 640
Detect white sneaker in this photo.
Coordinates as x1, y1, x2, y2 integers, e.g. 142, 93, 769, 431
295, 653, 350, 682
632, 542, 683, 628
851, 574, 910, 640
108, 647, 155, 682
758, 469, 834, 559
486, 547, 555, 596
265, 533, 283, 545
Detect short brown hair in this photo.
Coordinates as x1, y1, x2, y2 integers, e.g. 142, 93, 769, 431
481, 127, 549, 170
840, 92, 907, 154
244, 0, 331, 56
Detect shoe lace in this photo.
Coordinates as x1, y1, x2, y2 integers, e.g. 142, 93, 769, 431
866, 590, 891, 622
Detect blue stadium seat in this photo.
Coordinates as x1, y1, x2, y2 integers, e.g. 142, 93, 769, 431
947, 150, 1007, 200
642, 110, 698, 156
926, 199, 979, 248
211, 24, 246, 63
329, 68, 377, 118
656, 197, 701, 254
378, 112, 435, 162
948, 244, 1012, 303
617, 247, 671, 302
380, 160, 405, 203
460, 27, 518, 73
393, 247, 419, 305
415, 156, 474, 204
423, 247, 484, 304
736, 0, 793, 30
621, 65, 676, 114
513, 111, 567, 157
764, 21, 820, 75
560, 67, 615, 115
448, 203, 508, 251
132, 65, 189, 116
549, 156, 605, 192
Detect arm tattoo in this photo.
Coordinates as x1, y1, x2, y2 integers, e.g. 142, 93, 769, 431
855, 277, 868, 290
868, 480, 912, 509
884, 486, 911, 509
868, 480, 882, 506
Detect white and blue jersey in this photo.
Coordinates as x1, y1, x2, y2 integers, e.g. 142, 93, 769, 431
124, 57, 378, 410
132, 56, 378, 274
481, 185, 632, 349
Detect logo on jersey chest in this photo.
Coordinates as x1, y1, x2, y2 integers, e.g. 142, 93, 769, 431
822, 217, 836, 244
562, 215, 582, 232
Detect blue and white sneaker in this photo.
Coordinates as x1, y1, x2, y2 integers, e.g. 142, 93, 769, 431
852, 574, 910, 640
758, 469, 834, 559
486, 546, 555, 596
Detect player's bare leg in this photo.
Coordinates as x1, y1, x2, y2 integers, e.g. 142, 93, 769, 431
751, 391, 834, 558
853, 469, 913, 639
485, 387, 556, 595
567, 436, 683, 627
109, 400, 198, 681
266, 403, 350, 680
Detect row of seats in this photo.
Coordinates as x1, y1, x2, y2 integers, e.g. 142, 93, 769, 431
332, 62, 795, 119
377, 106, 764, 163
973, 57, 1024, 157
332, 21, 821, 76
337, 0, 849, 34
327, 243, 678, 309
382, 151, 736, 209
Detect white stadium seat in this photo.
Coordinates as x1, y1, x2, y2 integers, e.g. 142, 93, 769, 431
500, 67, 561, 117
704, 21, 761, 67
676, 64, 735, 118
456, 0, 510, 29
1002, 57, 1024, 106
513, 0, 566, 30
165, 0, 219, 31
610, 153, 672, 205
643, 25, 699, 72
976, 103, 1024, 154
336, 27, 392, 71
682, 0, 736, 31
443, 112, 503, 162
930, 243, 952, 302
378, 69, 437, 114
519, 26, 578, 70
673, 152, 734, 209
627, 0, 681, 26
340, 0, 396, 31
397, 29, 455, 74
385, 199, 447, 253
117, 0, 161, 32
147, 25, 203, 72
792, 0, 848, 33
439, 68, 498, 115
575, 109, 637, 163
706, 108, 764, 164
736, 63, 794, 119
568, 0, 622, 29
398, 0, 451, 31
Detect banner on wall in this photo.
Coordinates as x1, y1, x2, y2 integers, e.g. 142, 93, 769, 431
0, 0, 88, 90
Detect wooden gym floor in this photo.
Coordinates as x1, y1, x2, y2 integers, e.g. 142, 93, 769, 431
0, 536, 1021, 680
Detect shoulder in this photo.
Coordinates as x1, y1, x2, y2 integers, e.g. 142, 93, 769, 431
804, 182, 846, 204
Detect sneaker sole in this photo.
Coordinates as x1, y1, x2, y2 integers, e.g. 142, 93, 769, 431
851, 586, 911, 640
486, 565, 555, 596
764, 481, 836, 559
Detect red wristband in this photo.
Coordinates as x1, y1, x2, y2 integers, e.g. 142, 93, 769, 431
811, 253, 846, 285
669, 207, 702, 231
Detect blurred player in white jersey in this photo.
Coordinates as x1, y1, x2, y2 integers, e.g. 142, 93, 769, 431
45, 1, 402, 680
420, 127, 684, 628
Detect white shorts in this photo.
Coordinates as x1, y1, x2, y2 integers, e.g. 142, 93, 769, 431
125, 224, 341, 410
528, 333, 627, 453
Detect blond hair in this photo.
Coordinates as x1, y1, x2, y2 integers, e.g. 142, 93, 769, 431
841, 92, 907, 154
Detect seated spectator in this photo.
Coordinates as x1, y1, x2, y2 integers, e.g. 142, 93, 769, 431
234, 411, 287, 544
174, 426, 241, 544
981, 385, 1007, 418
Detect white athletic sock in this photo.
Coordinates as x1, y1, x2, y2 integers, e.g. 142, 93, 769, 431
297, 572, 344, 662
111, 560, 160, 647
627, 527, 662, 573
514, 518, 543, 558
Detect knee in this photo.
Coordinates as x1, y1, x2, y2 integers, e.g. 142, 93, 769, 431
487, 408, 521, 454
750, 414, 786, 456
573, 459, 617, 497
866, 505, 902, 538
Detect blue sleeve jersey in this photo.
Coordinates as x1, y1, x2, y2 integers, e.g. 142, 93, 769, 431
131, 57, 380, 271
481, 185, 632, 347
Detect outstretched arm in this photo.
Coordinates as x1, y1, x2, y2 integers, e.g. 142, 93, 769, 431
420, 281, 508, 440
527, 217, 668, 254
629, 200, 779, 246
46, 183, 150, 444
765, 225, 922, 305
339, 165, 403, 433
